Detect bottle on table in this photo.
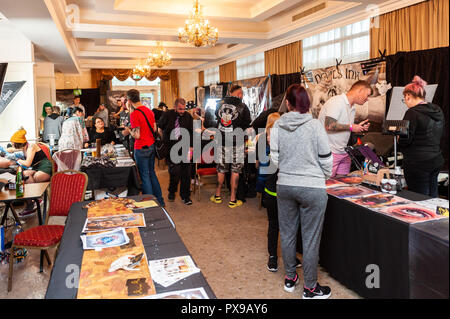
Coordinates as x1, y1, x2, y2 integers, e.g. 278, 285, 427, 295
15, 166, 24, 198
388, 174, 397, 195
381, 173, 389, 193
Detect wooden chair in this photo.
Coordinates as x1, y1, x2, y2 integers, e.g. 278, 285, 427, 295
8, 170, 88, 292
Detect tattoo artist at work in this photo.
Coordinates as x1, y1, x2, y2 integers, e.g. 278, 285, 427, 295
318, 80, 372, 177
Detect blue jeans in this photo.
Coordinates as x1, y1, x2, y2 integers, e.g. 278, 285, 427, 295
134, 145, 165, 206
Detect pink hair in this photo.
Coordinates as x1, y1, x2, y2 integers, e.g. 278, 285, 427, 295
403, 75, 427, 99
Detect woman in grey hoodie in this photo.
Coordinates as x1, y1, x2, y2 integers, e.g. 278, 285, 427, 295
270, 84, 333, 299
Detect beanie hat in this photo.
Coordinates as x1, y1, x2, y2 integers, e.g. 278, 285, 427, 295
10, 128, 27, 144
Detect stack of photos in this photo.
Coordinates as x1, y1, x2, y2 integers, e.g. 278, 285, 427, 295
346, 193, 411, 209
148, 255, 201, 288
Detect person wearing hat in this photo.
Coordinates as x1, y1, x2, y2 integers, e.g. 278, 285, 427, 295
10, 128, 52, 216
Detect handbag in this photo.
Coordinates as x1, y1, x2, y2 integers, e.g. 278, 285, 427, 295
135, 108, 168, 160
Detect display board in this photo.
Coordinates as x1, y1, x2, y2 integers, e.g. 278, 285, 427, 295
106, 90, 126, 114
303, 60, 388, 125
0, 81, 26, 115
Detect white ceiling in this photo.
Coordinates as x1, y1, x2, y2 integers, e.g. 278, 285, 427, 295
0, 0, 426, 74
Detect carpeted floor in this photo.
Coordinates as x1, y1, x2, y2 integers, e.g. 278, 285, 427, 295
0, 163, 361, 299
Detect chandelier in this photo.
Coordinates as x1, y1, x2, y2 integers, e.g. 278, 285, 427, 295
146, 42, 172, 68
132, 60, 150, 80
178, 0, 218, 47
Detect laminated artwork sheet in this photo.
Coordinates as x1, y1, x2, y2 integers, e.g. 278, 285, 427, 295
149, 255, 201, 288
376, 203, 446, 224
82, 213, 146, 233
345, 193, 410, 209
326, 185, 380, 198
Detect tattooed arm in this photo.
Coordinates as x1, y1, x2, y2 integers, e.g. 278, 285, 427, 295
324, 116, 350, 132
130, 127, 140, 139
324, 116, 370, 133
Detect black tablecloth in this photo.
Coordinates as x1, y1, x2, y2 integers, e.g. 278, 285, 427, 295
80, 165, 141, 196
409, 219, 449, 298
45, 195, 216, 299
318, 189, 449, 299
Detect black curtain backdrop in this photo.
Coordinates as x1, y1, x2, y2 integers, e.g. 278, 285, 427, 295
270, 72, 302, 98
386, 47, 449, 170
56, 88, 100, 116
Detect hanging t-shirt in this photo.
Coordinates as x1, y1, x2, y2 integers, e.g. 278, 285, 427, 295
318, 93, 355, 154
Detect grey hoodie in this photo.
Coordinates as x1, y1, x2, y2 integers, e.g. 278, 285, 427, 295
270, 111, 333, 188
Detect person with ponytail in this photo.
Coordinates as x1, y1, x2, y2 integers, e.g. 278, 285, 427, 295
398, 76, 444, 197
270, 84, 333, 299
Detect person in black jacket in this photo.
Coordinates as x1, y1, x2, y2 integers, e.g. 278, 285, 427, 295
158, 98, 194, 205
210, 85, 252, 208
398, 76, 445, 197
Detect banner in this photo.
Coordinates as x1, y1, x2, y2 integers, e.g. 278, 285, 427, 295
0, 81, 26, 115
233, 76, 270, 120
106, 90, 127, 113
303, 60, 388, 124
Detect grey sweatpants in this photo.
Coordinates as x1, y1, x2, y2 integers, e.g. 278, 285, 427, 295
277, 184, 328, 288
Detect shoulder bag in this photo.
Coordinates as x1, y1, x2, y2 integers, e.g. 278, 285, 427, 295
135, 108, 168, 160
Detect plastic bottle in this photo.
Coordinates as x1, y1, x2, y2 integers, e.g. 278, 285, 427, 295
381, 173, 389, 193
388, 174, 397, 195
15, 166, 24, 198
11, 223, 23, 244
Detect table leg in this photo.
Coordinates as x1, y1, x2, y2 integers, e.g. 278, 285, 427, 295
40, 250, 44, 273
43, 190, 48, 223
35, 199, 43, 225
1, 204, 9, 226
9, 204, 22, 227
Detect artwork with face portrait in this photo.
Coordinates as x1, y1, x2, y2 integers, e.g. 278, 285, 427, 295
107, 90, 127, 113
377, 203, 446, 224
304, 60, 388, 125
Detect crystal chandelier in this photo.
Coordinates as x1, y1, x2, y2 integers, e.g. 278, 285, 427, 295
178, 0, 218, 47
146, 42, 172, 68
132, 61, 150, 80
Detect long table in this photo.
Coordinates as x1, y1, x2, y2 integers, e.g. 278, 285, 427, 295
45, 195, 216, 299
318, 189, 449, 299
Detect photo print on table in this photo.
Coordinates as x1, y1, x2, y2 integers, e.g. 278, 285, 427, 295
376, 203, 446, 224
82, 213, 146, 233
325, 179, 347, 188
346, 193, 410, 209
326, 185, 380, 198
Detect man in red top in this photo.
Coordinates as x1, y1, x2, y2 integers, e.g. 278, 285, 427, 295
125, 89, 165, 206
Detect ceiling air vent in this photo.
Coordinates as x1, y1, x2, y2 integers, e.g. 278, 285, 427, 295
227, 44, 238, 49
292, 2, 327, 22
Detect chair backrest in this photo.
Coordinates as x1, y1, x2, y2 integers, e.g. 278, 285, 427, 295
196, 147, 215, 165
46, 170, 88, 220
52, 149, 82, 172
37, 142, 55, 175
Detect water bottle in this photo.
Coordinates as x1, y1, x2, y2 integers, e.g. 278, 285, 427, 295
11, 223, 23, 244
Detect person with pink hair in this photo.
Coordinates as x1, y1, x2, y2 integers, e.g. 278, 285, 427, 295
398, 76, 445, 197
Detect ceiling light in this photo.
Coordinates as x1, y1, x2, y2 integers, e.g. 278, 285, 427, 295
178, 0, 218, 47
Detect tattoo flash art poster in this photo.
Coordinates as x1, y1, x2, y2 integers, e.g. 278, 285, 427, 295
304, 60, 388, 125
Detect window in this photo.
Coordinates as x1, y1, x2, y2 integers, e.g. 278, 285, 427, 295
302, 19, 370, 70
111, 76, 160, 88
236, 52, 264, 80
203, 66, 219, 85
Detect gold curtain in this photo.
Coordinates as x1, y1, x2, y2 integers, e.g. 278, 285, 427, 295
160, 70, 179, 108
370, 0, 449, 58
264, 40, 303, 75
90, 69, 172, 87
219, 61, 236, 83
199, 71, 204, 87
